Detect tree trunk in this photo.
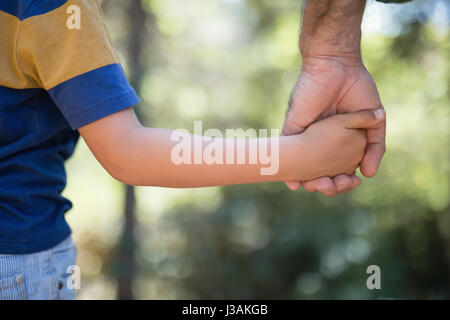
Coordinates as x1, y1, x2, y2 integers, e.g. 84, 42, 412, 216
116, 0, 148, 300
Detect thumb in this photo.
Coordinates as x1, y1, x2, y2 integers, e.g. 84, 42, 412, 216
341, 108, 386, 129
282, 120, 306, 136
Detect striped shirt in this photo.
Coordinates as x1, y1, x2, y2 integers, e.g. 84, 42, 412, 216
0, 0, 139, 254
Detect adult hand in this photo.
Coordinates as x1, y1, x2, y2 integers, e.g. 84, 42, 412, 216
282, 56, 385, 196
281, 0, 386, 197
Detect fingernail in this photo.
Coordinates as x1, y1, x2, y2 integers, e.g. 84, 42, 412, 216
374, 109, 385, 120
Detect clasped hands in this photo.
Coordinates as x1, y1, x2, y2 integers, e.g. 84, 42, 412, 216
282, 57, 386, 196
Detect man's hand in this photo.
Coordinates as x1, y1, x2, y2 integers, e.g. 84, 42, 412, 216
283, 57, 385, 196
292, 109, 385, 181
281, 0, 386, 197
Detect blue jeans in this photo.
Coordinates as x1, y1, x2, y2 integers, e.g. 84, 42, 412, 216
0, 236, 77, 300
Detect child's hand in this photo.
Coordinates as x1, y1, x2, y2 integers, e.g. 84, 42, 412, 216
293, 109, 386, 181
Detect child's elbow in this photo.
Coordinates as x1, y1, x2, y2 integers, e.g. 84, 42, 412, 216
100, 155, 141, 186
108, 166, 136, 186
110, 165, 146, 186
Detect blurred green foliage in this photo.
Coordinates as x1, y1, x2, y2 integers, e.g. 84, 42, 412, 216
64, 0, 449, 299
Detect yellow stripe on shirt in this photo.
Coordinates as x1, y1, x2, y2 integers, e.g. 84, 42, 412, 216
0, 11, 38, 89
18, 0, 120, 90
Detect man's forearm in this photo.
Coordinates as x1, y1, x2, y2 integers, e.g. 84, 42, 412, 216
300, 0, 366, 63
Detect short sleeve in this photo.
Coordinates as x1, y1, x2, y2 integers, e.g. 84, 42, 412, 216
18, 0, 140, 129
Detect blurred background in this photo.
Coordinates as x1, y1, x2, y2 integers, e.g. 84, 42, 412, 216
64, 0, 449, 299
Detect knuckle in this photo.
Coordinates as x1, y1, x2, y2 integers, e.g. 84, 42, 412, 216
317, 186, 330, 193
360, 113, 371, 125
368, 110, 376, 120
302, 183, 315, 192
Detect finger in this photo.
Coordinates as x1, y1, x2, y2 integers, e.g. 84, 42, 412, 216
360, 141, 386, 177
335, 174, 362, 194
360, 119, 386, 177
340, 108, 386, 130
302, 177, 338, 197
333, 174, 353, 193
282, 110, 306, 136
288, 71, 342, 128
350, 175, 362, 188
283, 71, 342, 136
284, 181, 302, 191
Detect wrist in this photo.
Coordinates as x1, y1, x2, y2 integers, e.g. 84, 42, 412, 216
279, 135, 308, 182
299, 0, 365, 65
300, 40, 363, 68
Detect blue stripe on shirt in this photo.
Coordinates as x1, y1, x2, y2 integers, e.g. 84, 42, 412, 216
48, 64, 140, 129
0, 0, 68, 20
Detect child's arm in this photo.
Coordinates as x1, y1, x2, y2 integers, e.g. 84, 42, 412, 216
78, 108, 385, 188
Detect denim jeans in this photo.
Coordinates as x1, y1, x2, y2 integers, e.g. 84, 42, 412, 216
0, 236, 77, 300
